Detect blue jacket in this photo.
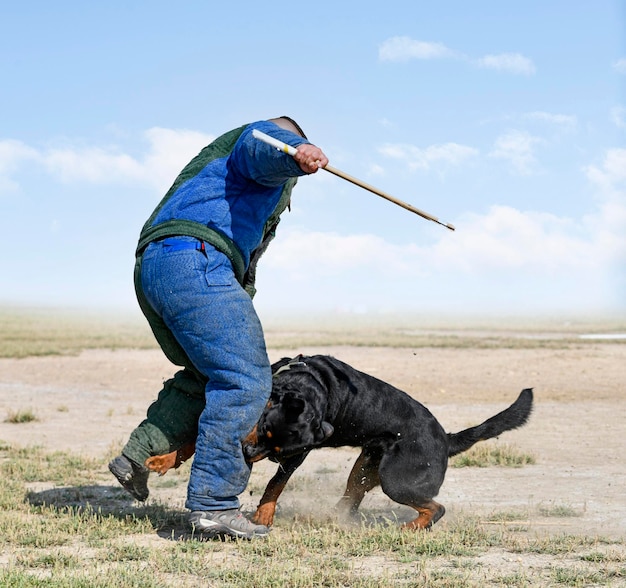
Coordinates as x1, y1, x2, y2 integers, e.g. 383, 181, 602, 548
149, 120, 309, 269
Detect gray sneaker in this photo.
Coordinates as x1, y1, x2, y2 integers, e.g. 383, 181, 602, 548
189, 509, 270, 539
108, 455, 150, 502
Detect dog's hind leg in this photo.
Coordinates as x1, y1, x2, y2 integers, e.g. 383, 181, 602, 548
378, 445, 447, 530
335, 448, 382, 516
402, 499, 446, 530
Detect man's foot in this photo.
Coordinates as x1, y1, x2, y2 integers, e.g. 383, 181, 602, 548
108, 455, 150, 502
189, 509, 270, 540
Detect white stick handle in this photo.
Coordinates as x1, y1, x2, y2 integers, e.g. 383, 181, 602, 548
252, 129, 298, 156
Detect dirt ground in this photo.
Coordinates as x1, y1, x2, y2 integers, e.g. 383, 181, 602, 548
0, 342, 625, 540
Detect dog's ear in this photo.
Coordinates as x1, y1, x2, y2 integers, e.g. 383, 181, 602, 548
282, 392, 306, 423
272, 357, 292, 374
314, 421, 334, 443
271, 356, 293, 374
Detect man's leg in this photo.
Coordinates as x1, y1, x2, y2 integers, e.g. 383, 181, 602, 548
139, 239, 271, 538
123, 369, 206, 465
110, 247, 209, 501
109, 368, 206, 501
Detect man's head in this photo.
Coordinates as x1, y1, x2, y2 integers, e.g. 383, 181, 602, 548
269, 116, 307, 139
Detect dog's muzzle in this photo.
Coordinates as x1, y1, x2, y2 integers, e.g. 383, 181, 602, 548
242, 442, 272, 463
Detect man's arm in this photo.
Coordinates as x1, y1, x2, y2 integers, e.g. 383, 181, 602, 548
229, 120, 328, 186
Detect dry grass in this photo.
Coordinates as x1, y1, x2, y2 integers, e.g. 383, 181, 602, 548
2, 306, 625, 359
0, 442, 623, 587
0, 307, 156, 358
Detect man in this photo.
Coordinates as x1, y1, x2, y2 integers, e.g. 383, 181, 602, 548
109, 117, 328, 539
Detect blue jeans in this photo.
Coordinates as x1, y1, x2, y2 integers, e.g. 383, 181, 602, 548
140, 236, 271, 511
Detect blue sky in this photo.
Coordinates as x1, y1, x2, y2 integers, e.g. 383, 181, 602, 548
1, 1, 625, 317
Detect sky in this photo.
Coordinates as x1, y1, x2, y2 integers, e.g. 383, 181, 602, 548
1, 1, 625, 318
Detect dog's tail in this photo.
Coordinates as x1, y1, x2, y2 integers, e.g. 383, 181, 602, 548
447, 388, 533, 457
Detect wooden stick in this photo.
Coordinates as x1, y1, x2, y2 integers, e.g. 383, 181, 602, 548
324, 164, 455, 231
252, 129, 455, 231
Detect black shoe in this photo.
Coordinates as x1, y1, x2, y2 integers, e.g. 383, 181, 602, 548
189, 509, 270, 539
108, 455, 150, 502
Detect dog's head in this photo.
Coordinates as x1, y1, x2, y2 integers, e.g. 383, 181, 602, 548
243, 363, 334, 463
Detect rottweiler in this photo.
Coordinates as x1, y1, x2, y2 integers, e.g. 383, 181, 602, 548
147, 354, 533, 530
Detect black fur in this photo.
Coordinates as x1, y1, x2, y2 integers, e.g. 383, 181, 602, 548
244, 354, 533, 529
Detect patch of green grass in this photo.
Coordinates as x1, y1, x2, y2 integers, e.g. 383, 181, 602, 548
104, 542, 151, 562
15, 550, 79, 569
581, 550, 626, 563
485, 509, 530, 522
539, 503, 582, 518
450, 443, 536, 468
489, 572, 529, 587
4, 408, 38, 423
511, 534, 603, 556
0, 444, 101, 486
550, 565, 625, 586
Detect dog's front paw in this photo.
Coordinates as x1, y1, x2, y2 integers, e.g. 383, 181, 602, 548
334, 496, 360, 520
252, 503, 277, 527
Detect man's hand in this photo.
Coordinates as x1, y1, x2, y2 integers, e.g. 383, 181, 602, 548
294, 143, 329, 174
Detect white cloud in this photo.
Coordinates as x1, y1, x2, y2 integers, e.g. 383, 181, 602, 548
0, 139, 38, 172
585, 148, 626, 191
488, 130, 542, 174
368, 163, 385, 176
584, 148, 626, 242
259, 178, 624, 313
613, 58, 626, 74
42, 147, 144, 184
0, 128, 214, 193
524, 111, 577, 127
610, 106, 626, 129
264, 231, 417, 278
582, 149, 626, 294
378, 37, 535, 76
0, 139, 39, 192
265, 206, 594, 281
475, 53, 536, 75
434, 206, 595, 272
140, 127, 214, 190
379, 142, 478, 171
378, 37, 456, 62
